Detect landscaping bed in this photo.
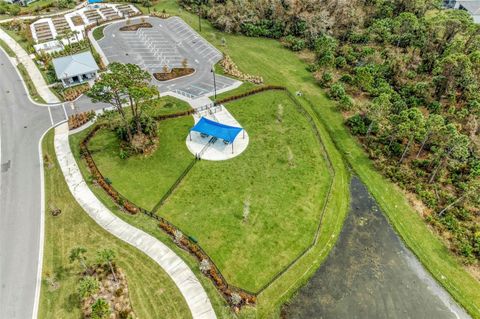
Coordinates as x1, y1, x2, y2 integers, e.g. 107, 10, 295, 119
153, 67, 195, 81
119, 22, 152, 32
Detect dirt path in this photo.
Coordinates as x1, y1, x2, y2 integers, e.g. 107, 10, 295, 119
282, 177, 470, 319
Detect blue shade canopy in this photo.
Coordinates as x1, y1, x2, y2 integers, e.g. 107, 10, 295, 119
88, 0, 103, 3
191, 117, 243, 144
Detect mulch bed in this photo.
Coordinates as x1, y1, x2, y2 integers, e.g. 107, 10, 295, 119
119, 22, 152, 31
153, 68, 195, 81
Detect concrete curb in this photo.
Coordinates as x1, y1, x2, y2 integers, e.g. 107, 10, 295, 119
53, 122, 216, 319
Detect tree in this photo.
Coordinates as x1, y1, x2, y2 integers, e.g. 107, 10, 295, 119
438, 178, 480, 217
433, 53, 474, 99
97, 249, 117, 284
91, 298, 110, 319
87, 63, 159, 151
181, 58, 188, 68
396, 108, 425, 163
429, 124, 470, 183
77, 276, 100, 298
392, 12, 420, 48
366, 93, 392, 137
314, 34, 338, 67
416, 114, 445, 158
69, 247, 88, 271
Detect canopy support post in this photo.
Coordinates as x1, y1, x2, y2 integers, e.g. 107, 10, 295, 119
243, 130, 245, 139
232, 143, 234, 154
189, 132, 192, 141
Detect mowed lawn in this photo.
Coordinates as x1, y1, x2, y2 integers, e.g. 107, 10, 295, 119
41, 130, 191, 319
78, 97, 195, 210
158, 91, 331, 292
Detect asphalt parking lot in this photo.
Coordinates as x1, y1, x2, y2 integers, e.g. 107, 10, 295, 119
97, 16, 238, 99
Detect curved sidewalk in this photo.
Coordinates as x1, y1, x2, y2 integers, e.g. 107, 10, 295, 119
54, 123, 216, 319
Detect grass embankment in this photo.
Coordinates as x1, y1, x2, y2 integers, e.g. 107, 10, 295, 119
17, 62, 46, 104
40, 129, 192, 319
143, 2, 480, 317
0, 38, 15, 57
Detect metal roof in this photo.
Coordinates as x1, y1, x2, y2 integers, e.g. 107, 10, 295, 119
191, 117, 243, 144
457, 0, 480, 14
52, 51, 99, 80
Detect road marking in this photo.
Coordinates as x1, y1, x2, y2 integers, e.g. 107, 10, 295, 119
61, 103, 68, 120
47, 105, 54, 126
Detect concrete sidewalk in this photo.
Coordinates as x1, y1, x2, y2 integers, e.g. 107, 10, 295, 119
54, 123, 216, 319
0, 28, 60, 104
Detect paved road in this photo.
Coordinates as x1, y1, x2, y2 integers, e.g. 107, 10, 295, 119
0, 50, 65, 319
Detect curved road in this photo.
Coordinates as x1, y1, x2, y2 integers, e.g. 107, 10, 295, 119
0, 50, 66, 319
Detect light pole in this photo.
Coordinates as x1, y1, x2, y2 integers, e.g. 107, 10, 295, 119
211, 65, 217, 100
198, 6, 202, 32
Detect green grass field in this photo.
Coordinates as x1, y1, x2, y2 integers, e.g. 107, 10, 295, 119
80, 90, 331, 293
40, 129, 192, 319
158, 91, 331, 292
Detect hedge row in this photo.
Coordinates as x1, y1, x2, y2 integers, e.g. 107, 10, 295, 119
159, 221, 257, 308
214, 85, 286, 105
80, 125, 140, 215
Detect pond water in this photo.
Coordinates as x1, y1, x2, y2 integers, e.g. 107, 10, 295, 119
282, 177, 470, 319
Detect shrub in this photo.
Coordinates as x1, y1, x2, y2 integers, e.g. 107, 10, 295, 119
340, 74, 354, 84
282, 35, 306, 51
91, 298, 110, 319
335, 56, 347, 68
199, 259, 211, 273
319, 72, 333, 88
230, 292, 242, 306
328, 83, 346, 101
338, 95, 354, 111
347, 114, 368, 135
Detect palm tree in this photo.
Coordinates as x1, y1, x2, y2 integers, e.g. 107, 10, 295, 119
97, 249, 117, 284
69, 247, 88, 271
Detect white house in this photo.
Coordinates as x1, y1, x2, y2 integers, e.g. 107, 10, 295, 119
52, 51, 99, 88
453, 0, 480, 23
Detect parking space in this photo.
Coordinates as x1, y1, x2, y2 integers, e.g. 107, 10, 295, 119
97, 16, 239, 99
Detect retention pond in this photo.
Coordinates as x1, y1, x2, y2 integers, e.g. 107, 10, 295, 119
282, 177, 470, 319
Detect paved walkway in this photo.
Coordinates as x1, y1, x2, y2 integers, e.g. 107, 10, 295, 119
0, 28, 60, 104
54, 123, 216, 319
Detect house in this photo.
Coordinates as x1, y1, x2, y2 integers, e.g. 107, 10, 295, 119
448, 0, 480, 23
52, 51, 99, 88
